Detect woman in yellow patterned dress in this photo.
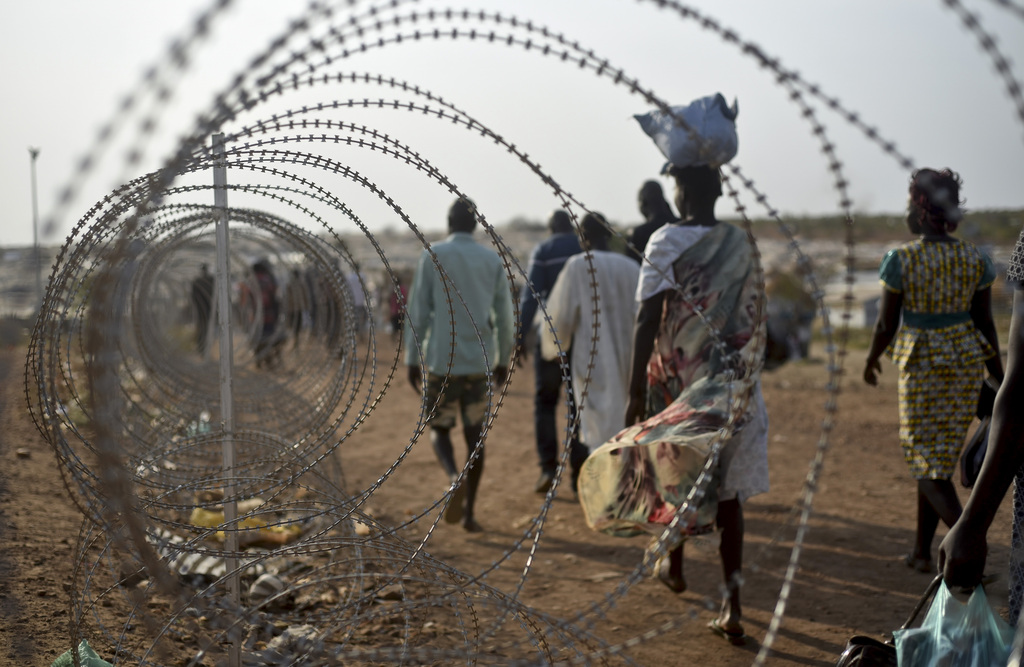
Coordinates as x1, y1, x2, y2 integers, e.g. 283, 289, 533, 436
864, 168, 1004, 573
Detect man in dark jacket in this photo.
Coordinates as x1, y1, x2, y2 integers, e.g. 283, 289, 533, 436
627, 180, 678, 263
518, 210, 582, 493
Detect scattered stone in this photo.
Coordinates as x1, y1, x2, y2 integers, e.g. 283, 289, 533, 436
248, 573, 285, 601
375, 584, 404, 601
237, 497, 265, 514
267, 624, 318, 649
257, 625, 322, 662
512, 515, 535, 530
586, 571, 624, 583
15, 448, 30, 459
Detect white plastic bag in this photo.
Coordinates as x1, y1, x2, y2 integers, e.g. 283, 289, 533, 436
634, 93, 739, 170
893, 580, 1013, 666
51, 639, 114, 667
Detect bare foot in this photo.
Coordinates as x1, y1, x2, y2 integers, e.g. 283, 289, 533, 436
708, 618, 745, 645
654, 555, 686, 593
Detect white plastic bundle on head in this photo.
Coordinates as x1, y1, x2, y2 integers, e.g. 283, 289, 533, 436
635, 93, 739, 171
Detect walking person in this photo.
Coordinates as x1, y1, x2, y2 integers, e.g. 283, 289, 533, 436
578, 165, 769, 645
191, 264, 214, 356
539, 212, 640, 494
626, 180, 678, 263
285, 268, 306, 350
389, 273, 409, 344
518, 209, 582, 494
251, 260, 282, 368
865, 168, 1003, 573
405, 197, 514, 532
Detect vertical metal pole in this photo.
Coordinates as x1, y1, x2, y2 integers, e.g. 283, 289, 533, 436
212, 133, 241, 667
29, 147, 42, 314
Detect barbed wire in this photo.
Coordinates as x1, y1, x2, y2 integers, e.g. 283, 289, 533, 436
18, 0, 1023, 665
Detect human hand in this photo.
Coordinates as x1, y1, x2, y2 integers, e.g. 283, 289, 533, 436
986, 362, 1005, 386
514, 342, 529, 368
407, 365, 422, 392
493, 365, 509, 385
863, 358, 882, 386
937, 521, 988, 589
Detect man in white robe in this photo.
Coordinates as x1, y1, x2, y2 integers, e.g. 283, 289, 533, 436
540, 212, 640, 492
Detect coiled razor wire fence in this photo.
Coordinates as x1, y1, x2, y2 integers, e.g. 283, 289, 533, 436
18, 0, 1024, 665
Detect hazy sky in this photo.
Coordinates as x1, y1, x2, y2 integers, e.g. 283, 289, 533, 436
1, 0, 1022, 248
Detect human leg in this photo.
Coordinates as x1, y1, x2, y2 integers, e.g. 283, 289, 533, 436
462, 421, 486, 532
432, 427, 466, 524
431, 428, 458, 478
290, 311, 302, 348
908, 487, 939, 569
196, 311, 209, 354
390, 314, 402, 343
910, 479, 961, 565
707, 390, 767, 642
533, 352, 563, 490
655, 542, 686, 594
569, 439, 588, 496
716, 498, 744, 633
922, 479, 965, 530
424, 373, 465, 523
457, 374, 490, 531
564, 360, 583, 494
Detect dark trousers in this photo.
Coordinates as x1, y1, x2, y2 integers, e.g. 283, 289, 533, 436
533, 348, 584, 476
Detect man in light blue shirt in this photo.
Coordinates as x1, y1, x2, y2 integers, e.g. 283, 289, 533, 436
405, 197, 514, 532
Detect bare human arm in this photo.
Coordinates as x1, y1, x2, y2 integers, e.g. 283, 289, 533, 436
624, 292, 664, 426
939, 289, 1024, 587
969, 286, 1005, 382
863, 288, 902, 386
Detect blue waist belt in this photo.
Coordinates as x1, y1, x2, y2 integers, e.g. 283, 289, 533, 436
902, 310, 971, 329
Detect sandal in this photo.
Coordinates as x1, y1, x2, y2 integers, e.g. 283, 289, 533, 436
708, 618, 746, 646
903, 554, 933, 573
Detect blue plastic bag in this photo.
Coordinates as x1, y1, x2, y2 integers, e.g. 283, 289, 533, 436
893, 581, 1013, 666
634, 93, 739, 170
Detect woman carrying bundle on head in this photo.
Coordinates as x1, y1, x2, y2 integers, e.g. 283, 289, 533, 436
864, 168, 1004, 574
579, 93, 768, 646
578, 162, 769, 646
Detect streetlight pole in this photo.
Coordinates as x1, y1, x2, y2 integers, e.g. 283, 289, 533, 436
28, 147, 42, 313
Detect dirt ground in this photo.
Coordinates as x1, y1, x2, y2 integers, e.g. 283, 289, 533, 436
0, 334, 1014, 666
